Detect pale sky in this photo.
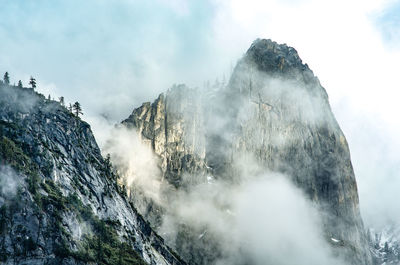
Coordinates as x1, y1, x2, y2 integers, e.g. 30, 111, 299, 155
1, 0, 399, 228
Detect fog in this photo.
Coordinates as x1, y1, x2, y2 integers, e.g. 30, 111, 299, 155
100, 59, 356, 264
104, 125, 344, 264
0, 166, 21, 206
103, 126, 163, 204
1, 0, 400, 262
167, 174, 342, 265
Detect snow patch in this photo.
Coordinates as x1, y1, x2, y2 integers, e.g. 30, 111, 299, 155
331, 238, 340, 243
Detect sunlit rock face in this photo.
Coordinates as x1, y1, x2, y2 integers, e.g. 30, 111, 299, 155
0, 83, 185, 265
122, 87, 207, 190
123, 39, 372, 265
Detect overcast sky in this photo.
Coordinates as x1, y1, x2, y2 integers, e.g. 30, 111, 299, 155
1, 0, 399, 228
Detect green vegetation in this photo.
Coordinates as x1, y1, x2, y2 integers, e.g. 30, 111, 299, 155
41, 181, 146, 265
26, 176, 146, 264
0, 83, 150, 264
0, 136, 40, 195
72, 219, 146, 265
0, 135, 146, 264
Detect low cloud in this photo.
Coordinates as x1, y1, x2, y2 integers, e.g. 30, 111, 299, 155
103, 126, 163, 204
105, 123, 345, 264
0, 166, 21, 202
159, 171, 343, 265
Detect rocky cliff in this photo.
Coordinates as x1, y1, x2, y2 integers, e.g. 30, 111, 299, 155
122, 39, 372, 265
0, 83, 185, 265
122, 86, 207, 190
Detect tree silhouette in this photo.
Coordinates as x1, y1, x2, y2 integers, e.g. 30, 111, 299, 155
72, 102, 83, 117
17, 80, 23, 88
59, 96, 65, 106
3, 72, 10, 85
29, 76, 36, 89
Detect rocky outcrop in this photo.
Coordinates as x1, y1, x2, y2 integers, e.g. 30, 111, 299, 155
222, 39, 371, 264
123, 39, 372, 264
0, 83, 185, 265
122, 86, 208, 189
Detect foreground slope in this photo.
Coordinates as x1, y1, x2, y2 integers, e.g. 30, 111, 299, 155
122, 39, 372, 264
0, 83, 185, 265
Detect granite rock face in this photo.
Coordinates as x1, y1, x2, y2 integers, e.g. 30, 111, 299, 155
0, 83, 185, 265
122, 86, 208, 190
220, 39, 372, 264
123, 39, 372, 265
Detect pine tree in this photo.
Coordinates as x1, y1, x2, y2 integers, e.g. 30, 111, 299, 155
3, 72, 10, 85
72, 102, 83, 117
68, 103, 73, 112
48, 94, 51, 101
29, 76, 36, 89
17, 80, 23, 88
59, 96, 65, 106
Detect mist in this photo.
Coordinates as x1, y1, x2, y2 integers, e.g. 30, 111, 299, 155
103, 126, 163, 204
0, 166, 21, 206
100, 56, 359, 263
105, 127, 346, 264
105, 125, 344, 264
0, 166, 19, 196
1, 0, 400, 263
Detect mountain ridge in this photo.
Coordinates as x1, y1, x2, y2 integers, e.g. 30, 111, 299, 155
0, 83, 185, 265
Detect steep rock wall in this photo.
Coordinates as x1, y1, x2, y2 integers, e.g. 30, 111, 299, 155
123, 39, 372, 265
0, 83, 185, 265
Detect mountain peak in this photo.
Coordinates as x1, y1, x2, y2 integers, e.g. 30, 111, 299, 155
121, 39, 372, 265
244, 38, 308, 74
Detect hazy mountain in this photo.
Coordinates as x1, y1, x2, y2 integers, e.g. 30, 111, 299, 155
119, 39, 372, 265
0, 39, 382, 265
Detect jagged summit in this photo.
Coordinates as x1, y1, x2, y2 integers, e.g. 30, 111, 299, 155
228, 38, 321, 94
246, 39, 305, 72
